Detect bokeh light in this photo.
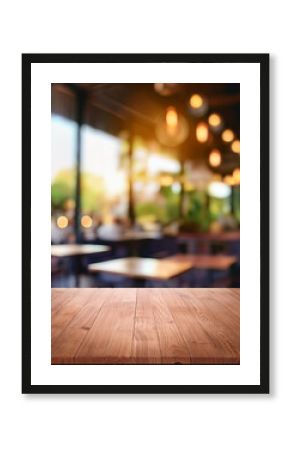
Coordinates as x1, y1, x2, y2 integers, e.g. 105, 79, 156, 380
196, 122, 209, 143
208, 113, 222, 128
190, 94, 203, 109
57, 215, 68, 229
233, 168, 240, 184
231, 140, 240, 154
208, 181, 231, 199
209, 149, 221, 167
81, 215, 93, 228
222, 129, 234, 143
224, 175, 235, 186
166, 107, 178, 135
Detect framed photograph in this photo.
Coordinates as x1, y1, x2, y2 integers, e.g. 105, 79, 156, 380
22, 53, 269, 394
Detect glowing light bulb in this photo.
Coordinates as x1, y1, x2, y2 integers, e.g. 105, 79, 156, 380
196, 122, 209, 143
166, 107, 178, 135
209, 149, 221, 167
156, 108, 189, 147
231, 140, 240, 154
222, 129, 234, 143
233, 168, 240, 184
208, 113, 222, 127
81, 215, 93, 228
57, 216, 68, 229
190, 94, 203, 109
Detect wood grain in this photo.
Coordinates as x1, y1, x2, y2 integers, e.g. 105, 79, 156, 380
144, 289, 191, 364
174, 289, 239, 363
52, 289, 113, 363
132, 289, 162, 364
51, 288, 240, 364
75, 289, 137, 364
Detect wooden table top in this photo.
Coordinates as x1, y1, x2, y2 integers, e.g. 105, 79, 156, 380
52, 288, 240, 364
88, 257, 194, 281
165, 254, 237, 270
51, 244, 110, 257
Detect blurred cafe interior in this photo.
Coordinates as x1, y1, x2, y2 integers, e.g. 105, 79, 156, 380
51, 83, 240, 288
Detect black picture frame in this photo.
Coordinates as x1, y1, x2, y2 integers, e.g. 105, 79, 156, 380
22, 53, 269, 394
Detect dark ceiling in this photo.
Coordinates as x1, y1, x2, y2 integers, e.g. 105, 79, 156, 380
52, 83, 240, 174
75, 83, 239, 132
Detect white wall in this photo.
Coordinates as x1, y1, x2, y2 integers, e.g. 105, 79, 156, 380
0, 1, 286, 449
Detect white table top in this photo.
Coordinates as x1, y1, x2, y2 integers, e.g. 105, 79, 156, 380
88, 257, 194, 281
51, 244, 110, 257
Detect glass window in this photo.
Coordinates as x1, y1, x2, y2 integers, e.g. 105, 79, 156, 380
51, 114, 77, 243
80, 126, 129, 240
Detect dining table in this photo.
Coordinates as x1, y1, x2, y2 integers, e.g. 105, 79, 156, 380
51, 244, 110, 287
88, 256, 194, 286
166, 253, 238, 286
165, 253, 237, 269
51, 287, 240, 364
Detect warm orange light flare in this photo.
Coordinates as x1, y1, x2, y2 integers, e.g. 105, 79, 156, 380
224, 175, 235, 186
196, 122, 209, 143
208, 113, 222, 127
222, 129, 234, 143
209, 149, 221, 167
57, 216, 68, 229
81, 215, 93, 228
233, 168, 240, 184
166, 107, 178, 135
231, 140, 240, 154
190, 94, 203, 109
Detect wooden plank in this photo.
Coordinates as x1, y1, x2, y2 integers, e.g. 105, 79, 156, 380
217, 287, 240, 304
147, 289, 191, 364
51, 288, 240, 365
51, 289, 97, 344
180, 288, 240, 328
74, 288, 137, 364
157, 289, 229, 364
175, 289, 240, 363
131, 288, 162, 364
51, 288, 80, 315
52, 288, 112, 364
206, 288, 240, 320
